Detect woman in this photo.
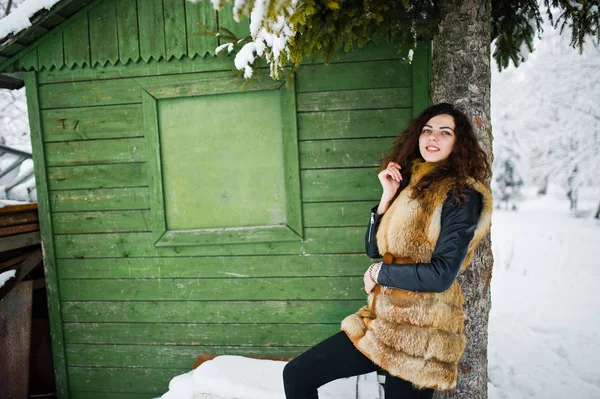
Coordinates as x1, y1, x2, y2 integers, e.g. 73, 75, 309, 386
283, 103, 493, 399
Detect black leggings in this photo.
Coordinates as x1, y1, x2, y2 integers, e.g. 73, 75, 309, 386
283, 332, 434, 399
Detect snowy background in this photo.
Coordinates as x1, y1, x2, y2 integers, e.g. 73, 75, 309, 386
0, 1, 599, 398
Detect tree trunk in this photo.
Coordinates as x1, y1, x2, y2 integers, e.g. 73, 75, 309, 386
430, 1, 492, 398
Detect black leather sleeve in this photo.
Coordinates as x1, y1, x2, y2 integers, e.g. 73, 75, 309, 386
376, 188, 482, 293
365, 205, 383, 259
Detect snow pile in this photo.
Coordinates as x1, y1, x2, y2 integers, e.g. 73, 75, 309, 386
0, 0, 61, 40
158, 355, 381, 399
0, 269, 16, 288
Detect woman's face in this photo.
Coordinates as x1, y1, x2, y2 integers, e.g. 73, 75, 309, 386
418, 114, 456, 162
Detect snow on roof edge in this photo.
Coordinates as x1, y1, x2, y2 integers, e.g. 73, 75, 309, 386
0, 0, 63, 44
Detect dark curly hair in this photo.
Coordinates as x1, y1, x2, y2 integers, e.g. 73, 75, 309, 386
380, 103, 490, 203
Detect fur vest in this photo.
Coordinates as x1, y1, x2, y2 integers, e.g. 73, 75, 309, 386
341, 160, 493, 390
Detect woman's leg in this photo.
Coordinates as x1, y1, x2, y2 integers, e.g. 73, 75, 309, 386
283, 331, 378, 399
383, 374, 435, 399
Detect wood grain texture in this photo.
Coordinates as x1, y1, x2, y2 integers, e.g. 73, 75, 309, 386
89, 0, 119, 67
47, 163, 147, 190
50, 187, 149, 212
45, 138, 146, 166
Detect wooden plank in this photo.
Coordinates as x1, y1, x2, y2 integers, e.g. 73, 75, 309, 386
47, 163, 147, 190
303, 201, 375, 227
68, 367, 178, 394
63, 13, 90, 68
298, 42, 402, 65
71, 393, 153, 399
0, 231, 41, 252
301, 168, 381, 202
0, 281, 33, 399
50, 187, 149, 212
66, 344, 308, 368
296, 87, 412, 112
89, 0, 119, 67
53, 226, 365, 258
299, 138, 393, 169
37, 30, 64, 70
58, 277, 364, 301
295, 60, 412, 93
0, 203, 38, 213
0, 252, 31, 274
63, 323, 340, 346
52, 210, 151, 234
297, 108, 411, 140
24, 72, 69, 399
56, 254, 369, 279
280, 77, 303, 236
44, 138, 147, 166
18, 50, 38, 71
185, 0, 216, 58
0, 210, 39, 226
413, 40, 431, 117
163, 0, 187, 60
61, 300, 364, 323
116, 0, 140, 63
0, 223, 39, 237
41, 104, 143, 142
37, 54, 234, 85
38, 79, 141, 109
137, 0, 166, 62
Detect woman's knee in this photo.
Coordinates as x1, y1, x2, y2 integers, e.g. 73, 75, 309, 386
282, 358, 303, 387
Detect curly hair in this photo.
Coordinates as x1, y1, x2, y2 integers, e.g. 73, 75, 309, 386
380, 103, 490, 203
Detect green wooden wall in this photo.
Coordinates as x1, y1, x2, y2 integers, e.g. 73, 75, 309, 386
26, 27, 430, 398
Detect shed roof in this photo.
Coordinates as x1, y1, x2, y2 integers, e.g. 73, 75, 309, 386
0, 0, 247, 89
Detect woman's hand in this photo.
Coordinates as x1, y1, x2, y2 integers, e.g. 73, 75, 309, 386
363, 269, 377, 294
376, 162, 402, 215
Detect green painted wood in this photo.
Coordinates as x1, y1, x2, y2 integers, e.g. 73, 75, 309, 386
36, 55, 233, 84
89, 0, 119, 67
116, 0, 140, 63
41, 104, 143, 142
299, 138, 393, 169
47, 163, 147, 190
297, 108, 411, 140
185, 0, 216, 58
412, 40, 432, 116
52, 210, 151, 234
59, 277, 363, 301
217, 2, 250, 40
66, 344, 307, 368
163, 0, 187, 60
298, 43, 401, 65
139, 73, 283, 98
157, 225, 301, 247
301, 168, 381, 202
45, 138, 146, 166
71, 393, 153, 399
296, 87, 412, 112
53, 227, 364, 258
63, 322, 340, 346
56, 254, 368, 279
137, 0, 166, 62
281, 76, 303, 237
63, 14, 90, 68
295, 60, 412, 93
303, 201, 375, 227
50, 188, 149, 212
37, 30, 64, 70
38, 79, 141, 109
61, 300, 364, 323
24, 72, 70, 398
68, 367, 178, 394
18, 49, 38, 71
303, 226, 364, 254
141, 91, 166, 244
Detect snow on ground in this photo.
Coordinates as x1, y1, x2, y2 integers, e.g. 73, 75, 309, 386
488, 189, 600, 399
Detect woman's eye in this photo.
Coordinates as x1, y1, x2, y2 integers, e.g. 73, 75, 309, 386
442, 131, 452, 136
422, 130, 431, 134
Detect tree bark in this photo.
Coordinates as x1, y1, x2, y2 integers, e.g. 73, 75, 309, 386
430, 1, 493, 398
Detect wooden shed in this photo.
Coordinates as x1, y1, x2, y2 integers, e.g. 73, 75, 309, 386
0, 0, 431, 397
